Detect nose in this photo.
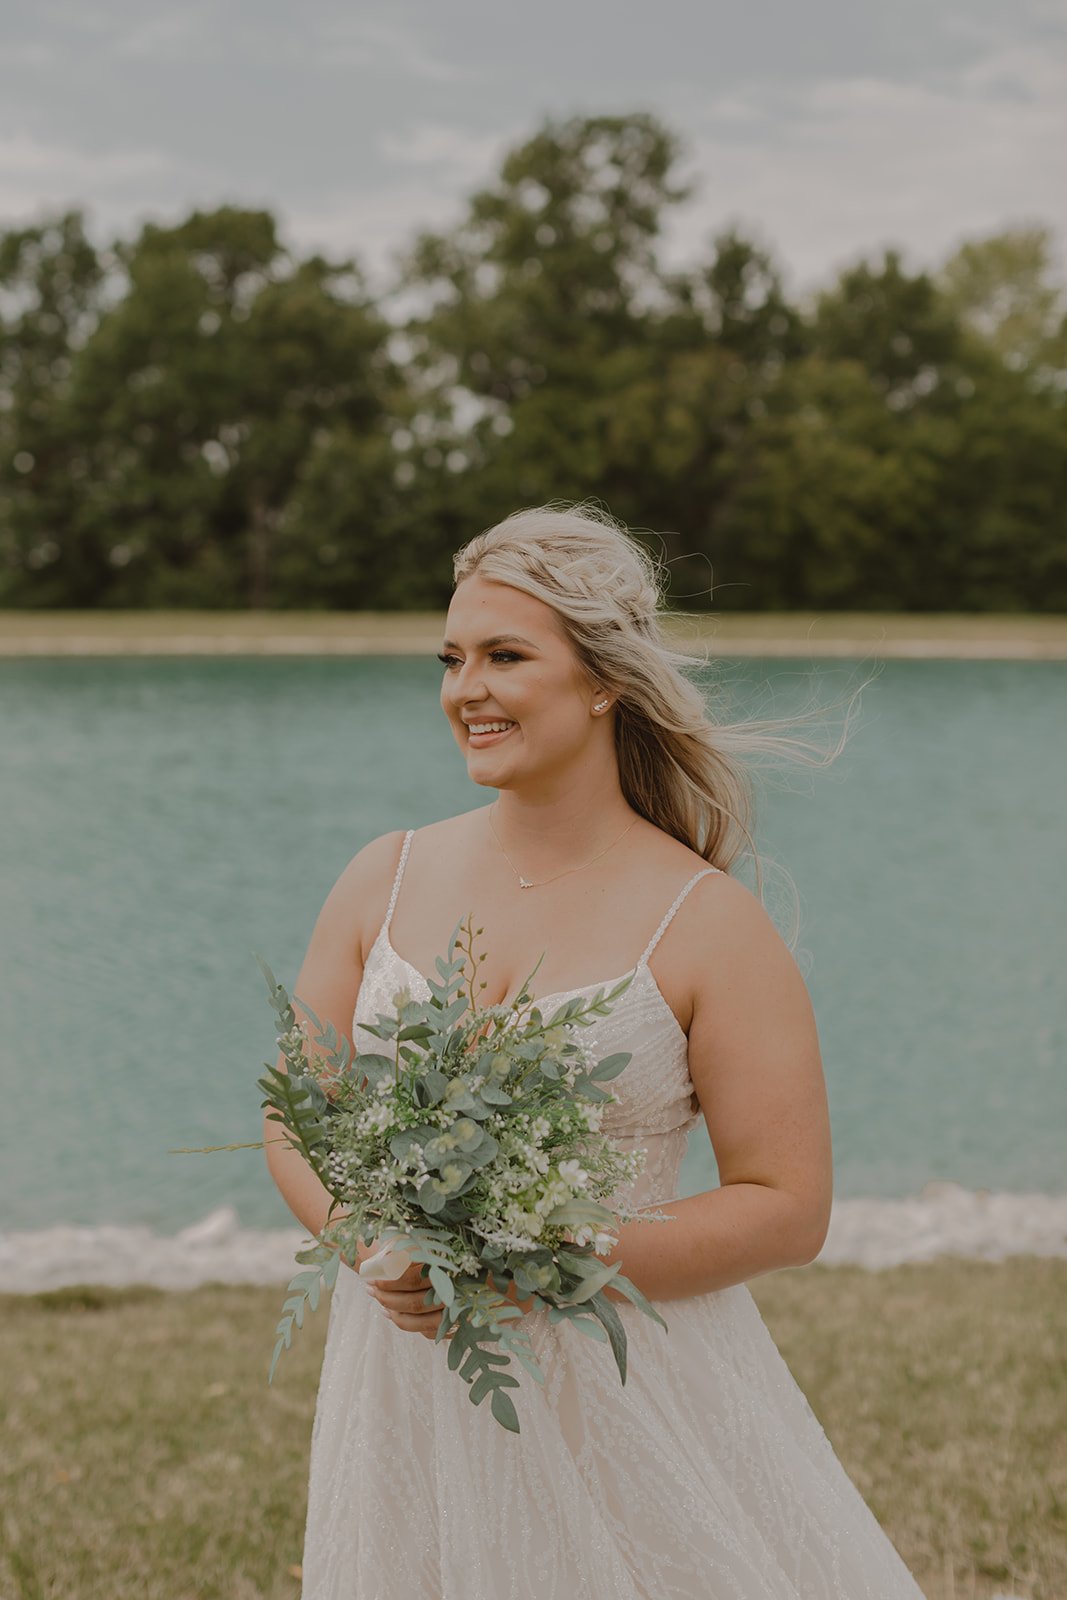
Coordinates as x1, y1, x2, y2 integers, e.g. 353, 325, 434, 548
443, 658, 488, 709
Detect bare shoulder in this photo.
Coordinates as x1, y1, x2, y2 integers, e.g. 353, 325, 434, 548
669, 865, 807, 1002
325, 813, 482, 958
319, 828, 410, 963
406, 806, 487, 850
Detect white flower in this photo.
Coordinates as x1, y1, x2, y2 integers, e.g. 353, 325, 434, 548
357, 1102, 394, 1134
557, 1159, 590, 1190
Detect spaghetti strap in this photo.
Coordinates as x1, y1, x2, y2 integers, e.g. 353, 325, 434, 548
639, 865, 721, 966
382, 828, 415, 934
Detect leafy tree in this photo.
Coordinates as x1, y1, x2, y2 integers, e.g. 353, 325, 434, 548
811, 248, 967, 405
937, 224, 1067, 385
394, 119, 775, 589
399, 112, 690, 400
663, 226, 807, 371
49, 207, 398, 606
0, 212, 109, 603
393, 111, 694, 536
706, 355, 962, 608
1, 131, 1064, 614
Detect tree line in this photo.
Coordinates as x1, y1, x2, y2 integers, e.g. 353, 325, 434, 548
1, 112, 1065, 612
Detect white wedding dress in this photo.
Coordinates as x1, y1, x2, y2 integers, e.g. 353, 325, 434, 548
300, 829, 926, 1598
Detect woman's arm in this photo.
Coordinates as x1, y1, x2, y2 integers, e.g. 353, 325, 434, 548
601, 874, 833, 1304
263, 830, 407, 1259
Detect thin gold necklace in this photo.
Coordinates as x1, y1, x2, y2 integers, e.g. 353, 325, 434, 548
488, 802, 639, 889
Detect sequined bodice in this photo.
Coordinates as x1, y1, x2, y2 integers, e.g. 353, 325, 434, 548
352, 830, 720, 1211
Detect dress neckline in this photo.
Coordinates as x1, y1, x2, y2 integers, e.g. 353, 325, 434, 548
372, 922, 688, 1047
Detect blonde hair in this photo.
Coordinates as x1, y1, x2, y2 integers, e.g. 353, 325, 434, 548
453, 500, 873, 950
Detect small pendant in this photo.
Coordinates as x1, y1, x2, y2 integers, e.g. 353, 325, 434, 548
518, 877, 533, 889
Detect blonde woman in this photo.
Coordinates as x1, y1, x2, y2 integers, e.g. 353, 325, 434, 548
267, 504, 925, 1598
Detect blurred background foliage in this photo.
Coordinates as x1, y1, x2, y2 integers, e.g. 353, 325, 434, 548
2, 111, 1064, 613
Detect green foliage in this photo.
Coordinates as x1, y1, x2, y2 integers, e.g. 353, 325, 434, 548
241, 917, 672, 1429
267, 1246, 341, 1385
938, 224, 1067, 381
2, 125, 1065, 611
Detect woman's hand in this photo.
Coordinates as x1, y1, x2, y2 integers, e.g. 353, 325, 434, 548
367, 1263, 536, 1338
365, 1260, 453, 1341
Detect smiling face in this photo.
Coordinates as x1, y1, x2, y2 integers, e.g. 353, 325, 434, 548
439, 574, 609, 792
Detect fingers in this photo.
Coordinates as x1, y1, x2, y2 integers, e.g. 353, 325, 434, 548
368, 1283, 437, 1314
366, 1282, 455, 1341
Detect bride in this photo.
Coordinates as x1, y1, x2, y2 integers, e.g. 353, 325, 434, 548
266, 503, 926, 1597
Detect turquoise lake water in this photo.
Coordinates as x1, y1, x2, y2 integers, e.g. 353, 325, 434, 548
1, 654, 1063, 1233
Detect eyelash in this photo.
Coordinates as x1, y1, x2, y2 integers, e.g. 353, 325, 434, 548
436, 651, 522, 669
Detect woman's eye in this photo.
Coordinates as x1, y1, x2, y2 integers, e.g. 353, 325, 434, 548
436, 651, 521, 668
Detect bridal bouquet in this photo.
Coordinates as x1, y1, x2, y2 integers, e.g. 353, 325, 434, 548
257, 916, 671, 1434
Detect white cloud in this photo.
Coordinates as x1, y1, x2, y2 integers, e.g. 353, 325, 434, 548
0, 133, 178, 229
4, 6, 1062, 302
285, 179, 472, 302
665, 40, 1066, 293
316, 15, 476, 83
380, 122, 516, 182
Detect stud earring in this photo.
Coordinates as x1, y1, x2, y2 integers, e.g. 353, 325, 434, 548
593, 699, 609, 712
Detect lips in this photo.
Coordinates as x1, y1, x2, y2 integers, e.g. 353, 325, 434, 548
466, 722, 516, 748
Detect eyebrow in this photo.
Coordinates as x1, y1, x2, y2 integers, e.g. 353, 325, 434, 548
440, 634, 539, 651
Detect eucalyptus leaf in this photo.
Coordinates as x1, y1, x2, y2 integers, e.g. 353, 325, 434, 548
468, 1371, 496, 1406
589, 1051, 632, 1082
567, 1315, 609, 1343
428, 1266, 455, 1306
555, 1247, 597, 1276
420, 1184, 449, 1215
608, 1272, 668, 1331
447, 1329, 468, 1371
587, 1292, 628, 1384
567, 1260, 622, 1304
352, 1052, 395, 1081
282, 1294, 306, 1329
419, 1070, 450, 1104
490, 1388, 520, 1433
545, 1198, 617, 1229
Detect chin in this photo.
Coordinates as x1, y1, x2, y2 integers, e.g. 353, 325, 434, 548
466, 758, 514, 787
468, 769, 500, 790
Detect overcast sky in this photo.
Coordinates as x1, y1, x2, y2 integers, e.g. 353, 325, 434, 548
2, 0, 1064, 305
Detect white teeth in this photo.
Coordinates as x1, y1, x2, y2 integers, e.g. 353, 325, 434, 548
469, 721, 515, 735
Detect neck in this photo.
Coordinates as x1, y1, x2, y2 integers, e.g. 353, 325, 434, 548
490, 779, 636, 857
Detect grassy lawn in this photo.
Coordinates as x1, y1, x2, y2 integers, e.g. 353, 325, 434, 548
1, 1259, 1063, 1599
1, 609, 1066, 657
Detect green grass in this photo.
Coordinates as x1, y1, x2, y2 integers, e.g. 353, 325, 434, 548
1, 1259, 1063, 1599
1, 609, 1066, 657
